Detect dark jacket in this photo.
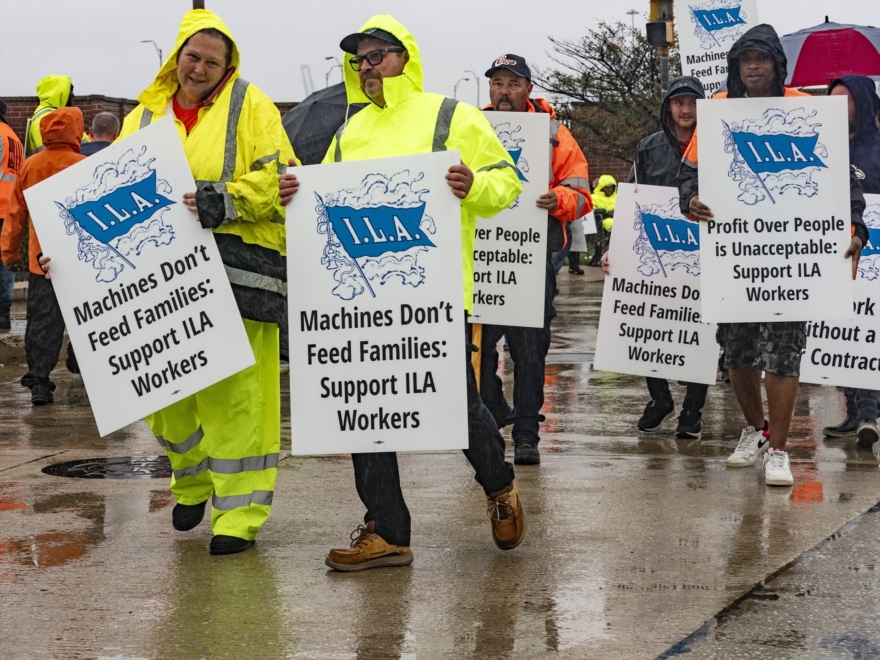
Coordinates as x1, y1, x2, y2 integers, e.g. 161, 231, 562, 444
830, 75, 880, 195
677, 24, 869, 247
628, 76, 705, 187
79, 140, 112, 157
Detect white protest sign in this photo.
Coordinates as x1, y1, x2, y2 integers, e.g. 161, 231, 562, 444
584, 211, 598, 235
24, 117, 254, 436
570, 217, 588, 252
697, 96, 853, 323
800, 194, 880, 390
593, 184, 718, 384
470, 111, 550, 328
286, 151, 468, 455
675, 0, 760, 97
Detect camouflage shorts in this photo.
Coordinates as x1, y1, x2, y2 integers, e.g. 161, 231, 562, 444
719, 321, 807, 377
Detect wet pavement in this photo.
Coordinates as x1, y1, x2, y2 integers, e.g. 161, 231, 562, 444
1, 268, 879, 659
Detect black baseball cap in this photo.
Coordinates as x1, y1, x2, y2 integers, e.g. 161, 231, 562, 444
340, 28, 405, 55
485, 54, 531, 82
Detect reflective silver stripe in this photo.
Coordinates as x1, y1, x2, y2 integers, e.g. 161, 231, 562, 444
432, 98, 459, 152
251, 150, 281, 172
549, 119, 560, 142
0, 173, 15, 183
213, 490, 274, 510
220, 77, 250, 183
156, 426, 204, 454
575, 192, 587, 219
139, 109, 153, 130
225, 264, 288, 295
173, 453, 280, 480
478, 160, 516, 173
333, 123, 346, 163
549, 120, 560, 179
559, 177, 590, 190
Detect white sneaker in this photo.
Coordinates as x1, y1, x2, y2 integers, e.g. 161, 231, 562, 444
726, 425, 769, 467
763, 448, 794, 486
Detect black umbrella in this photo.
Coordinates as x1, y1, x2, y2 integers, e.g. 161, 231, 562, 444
282, 82, 366, 165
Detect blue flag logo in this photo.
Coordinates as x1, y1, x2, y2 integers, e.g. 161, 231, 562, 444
642, 214, 700, 254
864, 227, 880, 257
724, 109, 828, 206
316, 170, 438, 301
58, 149, 177, 282
633, 201, 701, 278
67, 171, 175, 244
324, 202, 436, 259
507, 148, 528, 182
730, 132, 826, 175
693, 6, 745, 32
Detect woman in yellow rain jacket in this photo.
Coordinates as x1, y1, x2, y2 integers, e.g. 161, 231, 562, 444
119, 9, 297, 555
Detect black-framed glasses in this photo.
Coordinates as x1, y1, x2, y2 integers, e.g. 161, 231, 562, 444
349, 47, 405, 71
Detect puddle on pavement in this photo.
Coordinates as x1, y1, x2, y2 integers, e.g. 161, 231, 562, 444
41, 456, 172, 479
0, 489, 172, 570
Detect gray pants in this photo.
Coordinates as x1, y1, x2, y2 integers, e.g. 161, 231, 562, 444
844, 388, 880, 422
21, 273, 74, 390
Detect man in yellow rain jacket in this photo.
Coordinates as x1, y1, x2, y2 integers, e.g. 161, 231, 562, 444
119, 9, 296, 555
282, 15, 526, 571
591, 174, 617, 232
25, 75, 89, 157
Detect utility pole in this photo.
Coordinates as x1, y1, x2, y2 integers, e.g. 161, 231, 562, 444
627, 9, 639, 48
646, 0, 674, 95
325, 57, 342, 88
465, 70, 480, 107
140, 40, 163, 68
454, 77, 470, 100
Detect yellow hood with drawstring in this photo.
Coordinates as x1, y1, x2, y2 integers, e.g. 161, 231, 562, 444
27, 75, 89, 154
119, 9, 297, 255
327, 15, 521, 312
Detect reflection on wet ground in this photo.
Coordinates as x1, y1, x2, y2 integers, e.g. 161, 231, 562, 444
1, 269, 879, 659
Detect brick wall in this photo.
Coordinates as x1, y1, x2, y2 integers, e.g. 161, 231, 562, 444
0, 95, 299, 142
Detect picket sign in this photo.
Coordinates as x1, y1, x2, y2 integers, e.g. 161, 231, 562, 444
593, 183, 718, 385
799, 193, 880, 390
697, 96, 853, 323
285, 151, 468, 455
23, 117, 254, 436
469, 111, 550, 328
675, 0, 760, 97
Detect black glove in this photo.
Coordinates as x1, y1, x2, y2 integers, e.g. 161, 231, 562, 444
195, 186, 228, 229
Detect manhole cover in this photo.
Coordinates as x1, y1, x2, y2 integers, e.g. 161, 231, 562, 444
42, 456, 172, 479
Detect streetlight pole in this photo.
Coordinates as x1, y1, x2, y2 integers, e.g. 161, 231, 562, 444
454, 77, 469, 100
465, 70, 480, 107
627, 9, 639, 48
324, 56, 342, 88
140, 40, 163, 68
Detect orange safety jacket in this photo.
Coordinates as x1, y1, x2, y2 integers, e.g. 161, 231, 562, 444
0, 122, 23, 220
486, 97, 592, 248
2, 108, 85, 275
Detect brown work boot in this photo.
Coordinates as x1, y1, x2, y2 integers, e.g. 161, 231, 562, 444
487, 480, 526, 550
325, 521, 413, 572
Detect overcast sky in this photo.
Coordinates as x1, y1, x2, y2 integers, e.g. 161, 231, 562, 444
1, 0, 878, 105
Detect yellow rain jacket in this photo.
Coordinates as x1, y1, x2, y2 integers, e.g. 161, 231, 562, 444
592, 174, 617, 231
26, 75, 89, 156
117, 10, 294, 542
325, 15, 521, 313
120, 9, 297, 324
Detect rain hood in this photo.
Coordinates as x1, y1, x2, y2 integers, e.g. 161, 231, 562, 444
726, 24, 788, 98
35, 75, 73, 111
592, 174, 617, 212
830, 74, 880, 195
341, 15, 423, 108
39, 107, 84, 153
137, 9, 241, 114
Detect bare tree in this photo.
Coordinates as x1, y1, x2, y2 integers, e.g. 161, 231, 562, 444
534, 21, 681, 163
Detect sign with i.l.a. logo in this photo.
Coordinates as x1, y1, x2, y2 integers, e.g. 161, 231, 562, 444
23, 117, 254, 436
697, 96, 853, 323
675, 0, 759, 96
800, 193, 880, 390
593, 184, 718, 385
470, 111, 549, 329
286, 151, 468, 455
